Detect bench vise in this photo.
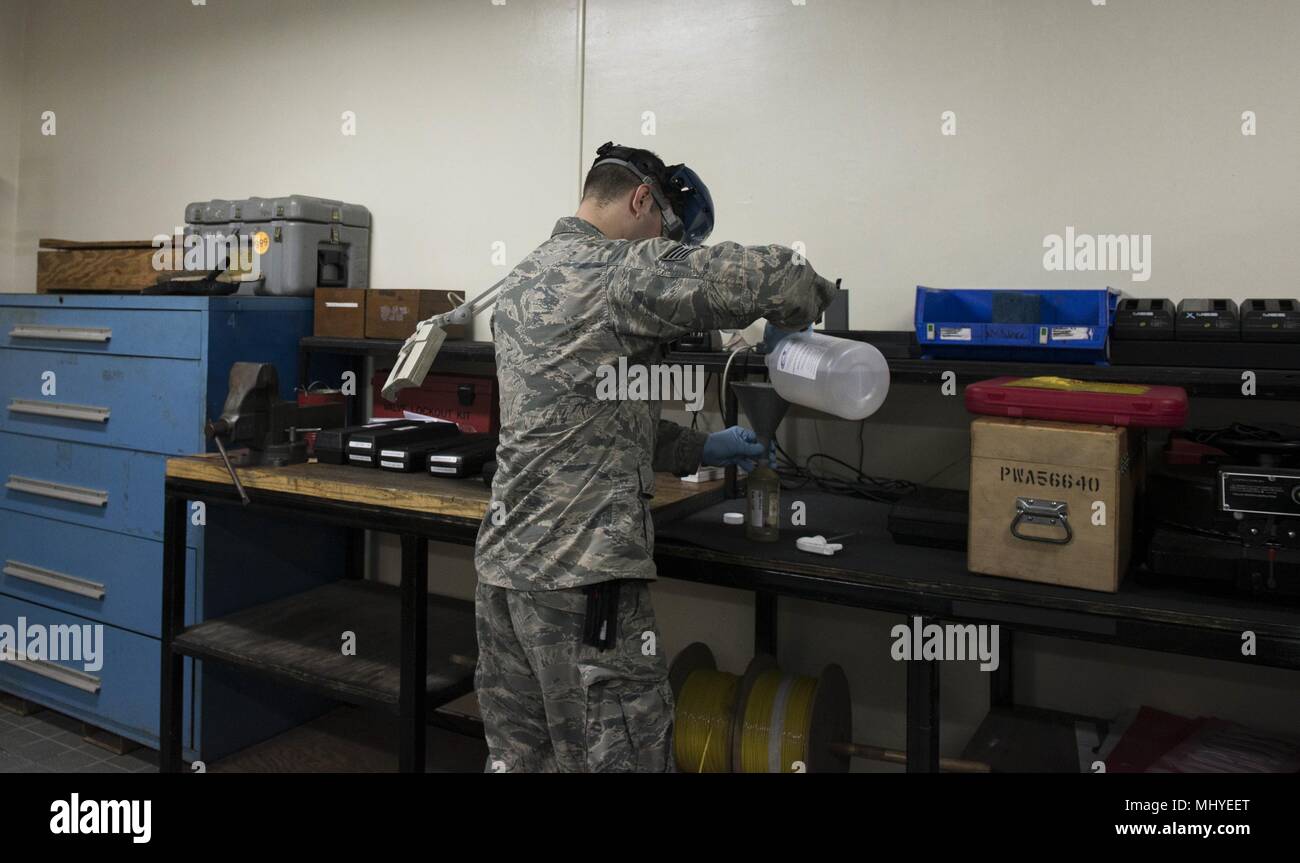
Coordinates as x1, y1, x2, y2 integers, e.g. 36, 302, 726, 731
205, 362, 346, 503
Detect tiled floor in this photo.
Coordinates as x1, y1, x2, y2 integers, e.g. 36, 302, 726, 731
0, 708, 159, 774
0, 703, 482, 773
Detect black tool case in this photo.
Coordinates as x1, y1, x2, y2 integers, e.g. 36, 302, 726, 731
886, 486, 969, 550
315, 419, 410, 465
347, 421, 460, 467
426, 434, 499, 478
1176, 299, 1239, 341
379, 432, 489, 473
1113, 298, 1175, 340
1241, 298, 1300, 342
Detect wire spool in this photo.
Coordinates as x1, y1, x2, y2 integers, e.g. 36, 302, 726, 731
733, 656, 852, 774
669, 645, 853, 774
669, 642, 739, 773
806, 664, 852, 774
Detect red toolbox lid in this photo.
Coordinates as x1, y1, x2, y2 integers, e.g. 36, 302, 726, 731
965, 376, 1188, 428
371, 370, 499, 434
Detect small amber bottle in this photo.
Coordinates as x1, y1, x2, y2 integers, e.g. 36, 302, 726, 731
745, 457, 781, 542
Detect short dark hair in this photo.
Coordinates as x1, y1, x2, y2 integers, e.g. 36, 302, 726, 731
581, 145, 667, 204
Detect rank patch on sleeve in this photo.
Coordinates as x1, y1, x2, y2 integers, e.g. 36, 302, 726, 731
660, 245, 694, 263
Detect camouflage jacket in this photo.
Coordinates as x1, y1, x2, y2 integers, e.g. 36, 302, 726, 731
475, 216, 837, 590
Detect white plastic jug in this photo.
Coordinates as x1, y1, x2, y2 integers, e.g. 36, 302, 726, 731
766, 330, 890, 420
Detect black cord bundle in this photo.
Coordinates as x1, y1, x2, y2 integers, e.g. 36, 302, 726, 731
772, 436, 915, 503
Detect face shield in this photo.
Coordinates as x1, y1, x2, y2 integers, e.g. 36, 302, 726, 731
662, 164, 714, 246
591, 142, 714, 245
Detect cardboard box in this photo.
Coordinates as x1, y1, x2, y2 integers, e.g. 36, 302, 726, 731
364, 289, 467, 341
967, 417, 1140, 592
314, 288, 367, 338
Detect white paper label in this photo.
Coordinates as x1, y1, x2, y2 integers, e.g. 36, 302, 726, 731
939, 327, 972, 342
775, 340, 826, 380
402, 411, 455, 424
1050, 326, 1092, 341
324, 302, 359, 309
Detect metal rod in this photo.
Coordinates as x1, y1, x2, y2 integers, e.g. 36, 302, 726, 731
399, 534, 429, 773
212, 434, 250, 505
830, 741, 990, 773
906, 633, 941, 773
159, 491, 188, 773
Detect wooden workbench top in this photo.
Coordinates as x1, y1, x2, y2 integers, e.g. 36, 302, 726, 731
165, 454, 722, 520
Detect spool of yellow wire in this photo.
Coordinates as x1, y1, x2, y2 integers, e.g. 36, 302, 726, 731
738, 669, 819, 773
668, 644, 853, 774
674, 669, 739, 773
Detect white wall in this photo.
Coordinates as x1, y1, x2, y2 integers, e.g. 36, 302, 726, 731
586, 0, 1300, 330
9, 0, 580, 299
6, 0, 1300, 766
0, 0, 25, 291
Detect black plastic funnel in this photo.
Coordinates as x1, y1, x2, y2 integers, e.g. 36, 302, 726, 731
731, 381, 789, 449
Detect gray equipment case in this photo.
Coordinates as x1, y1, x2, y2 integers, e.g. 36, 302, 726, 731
184, 194, 371, 296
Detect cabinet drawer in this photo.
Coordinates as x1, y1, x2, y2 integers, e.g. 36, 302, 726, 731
0, 304, 202, 360
0, 512, 195, 638
0, 433, 169, 539
0, 595, 160, 740
0, 348, 204, 454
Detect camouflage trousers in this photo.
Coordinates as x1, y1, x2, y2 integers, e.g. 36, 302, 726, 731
474, 579, 676, 773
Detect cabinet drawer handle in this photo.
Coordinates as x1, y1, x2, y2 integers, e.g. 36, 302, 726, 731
7, 656, 101, 694
9, 324, 112, 343
5, 475, 109, 508
8, 398, 111, 424
3, 559, 106, 600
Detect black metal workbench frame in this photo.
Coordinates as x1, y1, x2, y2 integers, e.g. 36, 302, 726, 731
159, 471, 722, 773
161, 466, 1300, 773
160, 476, 485, 773
278, 331, 1300, 772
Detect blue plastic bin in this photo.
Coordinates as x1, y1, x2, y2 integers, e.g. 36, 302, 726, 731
915, 286, 1120, 364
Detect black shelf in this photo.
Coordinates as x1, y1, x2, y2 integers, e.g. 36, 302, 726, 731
656, 492, 1300, 670
666, 330, 1300, 399
300, 331, 1300, 399
171, 580, 476, 712
300, 336, 496, 365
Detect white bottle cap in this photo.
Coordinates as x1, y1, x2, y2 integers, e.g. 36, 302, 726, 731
723, 512, 745, 525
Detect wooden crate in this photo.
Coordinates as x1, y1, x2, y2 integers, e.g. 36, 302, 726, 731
36, 239, 183, 293
968, 417, 1140, 592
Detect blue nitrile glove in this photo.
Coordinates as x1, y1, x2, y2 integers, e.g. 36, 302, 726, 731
762, 322, 813, 355
703, 426, 775, 472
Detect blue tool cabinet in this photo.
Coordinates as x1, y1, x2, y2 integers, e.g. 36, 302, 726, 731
0, 294, 341, 759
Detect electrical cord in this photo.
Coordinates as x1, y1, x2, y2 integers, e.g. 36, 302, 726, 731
772, 433, 915, 503
711, 347, 913, 502
718, 345, 751, 419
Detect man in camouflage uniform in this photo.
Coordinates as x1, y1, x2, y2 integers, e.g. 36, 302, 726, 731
474, 143, 838, 772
